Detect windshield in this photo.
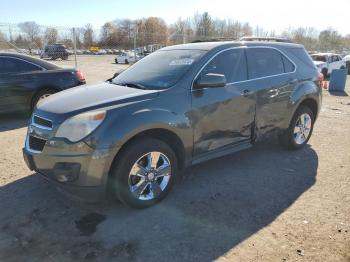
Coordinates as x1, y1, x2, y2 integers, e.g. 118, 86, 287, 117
112, 49, 206, 89
311, 55, 327, 62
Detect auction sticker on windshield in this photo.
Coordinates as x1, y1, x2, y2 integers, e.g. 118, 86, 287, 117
169, 58, 194, 66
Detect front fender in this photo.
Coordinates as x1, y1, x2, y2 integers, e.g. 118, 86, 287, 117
86, 107, 193, 189
107, 108, 191, 148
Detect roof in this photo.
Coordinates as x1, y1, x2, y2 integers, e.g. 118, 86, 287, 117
161, 41, 302, 51
311, 52, 338, 56
0, 52, 60, 70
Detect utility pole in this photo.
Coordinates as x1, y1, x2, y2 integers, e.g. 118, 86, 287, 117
72, 27, 78, 69
183, 23, 187, 44
134, 22, 138, 63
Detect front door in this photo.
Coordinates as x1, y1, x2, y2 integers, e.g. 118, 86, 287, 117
190, 48, 255, 157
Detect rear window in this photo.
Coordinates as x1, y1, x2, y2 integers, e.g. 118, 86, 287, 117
246, 48, 284, 79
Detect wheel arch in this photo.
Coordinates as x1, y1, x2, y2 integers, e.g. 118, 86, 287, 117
30, 86, 62, 110
112, 128, 187, 171
298, 98, 318, 119
281, 81, 321, 130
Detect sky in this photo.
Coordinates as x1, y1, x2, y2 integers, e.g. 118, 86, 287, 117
1, 0, 349, 35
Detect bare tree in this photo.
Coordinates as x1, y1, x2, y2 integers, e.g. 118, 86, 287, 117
18, 21, 41, 42
83, 24, 94, 48
44, 27, 58, 45
319, 28, 342, 51
196, 12, 213, 38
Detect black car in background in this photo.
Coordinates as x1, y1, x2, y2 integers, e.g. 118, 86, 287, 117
40, 44, 69, 60
0, 53, 85, 114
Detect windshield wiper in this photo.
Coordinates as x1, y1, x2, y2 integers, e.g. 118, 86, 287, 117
114, 82, 146, 90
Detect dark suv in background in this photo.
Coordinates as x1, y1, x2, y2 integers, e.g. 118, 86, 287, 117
23, 39, 322, 208
40, 44, 69, 60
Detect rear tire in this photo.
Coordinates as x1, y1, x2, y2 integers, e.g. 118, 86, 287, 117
279, 106, 315, 150
125, 59, 129, 64
109, 137, 178, 208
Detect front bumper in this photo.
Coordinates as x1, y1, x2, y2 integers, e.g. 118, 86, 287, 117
23, 132, 116, 202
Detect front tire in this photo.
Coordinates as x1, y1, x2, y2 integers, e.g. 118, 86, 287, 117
125, 59, 129, 64
279, 106, 315, 150
109, 138, 178, 208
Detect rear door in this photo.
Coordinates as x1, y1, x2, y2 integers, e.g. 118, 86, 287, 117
0, 57, 41, 112
246, 47, 296, 133
191, 48, 256, 156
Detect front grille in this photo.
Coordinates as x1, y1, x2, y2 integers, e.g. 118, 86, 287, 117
33, 115, 53, 129
29, 136, 46, 152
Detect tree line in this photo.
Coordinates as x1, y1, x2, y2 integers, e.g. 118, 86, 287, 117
1, 12, 350, 52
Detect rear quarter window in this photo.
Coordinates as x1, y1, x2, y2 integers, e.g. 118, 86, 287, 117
287, 48, 316, 69
282, 55, 295, 73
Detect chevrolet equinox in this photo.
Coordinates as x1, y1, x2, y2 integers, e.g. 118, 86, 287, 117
23, 40, 322, 208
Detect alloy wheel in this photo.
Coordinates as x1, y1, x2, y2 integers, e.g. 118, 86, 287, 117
128, 151, 171, 201
293, 113, 312, 144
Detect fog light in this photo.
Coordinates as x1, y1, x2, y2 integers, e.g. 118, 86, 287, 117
53, 163, 81, 182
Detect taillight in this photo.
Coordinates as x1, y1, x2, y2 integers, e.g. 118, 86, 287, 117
318, 72, 326, 89
75, 71, 85, 82
318, 72, 324, 82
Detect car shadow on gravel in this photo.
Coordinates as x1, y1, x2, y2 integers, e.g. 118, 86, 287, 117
0, 141, 318, 262
329, 90, 348, 96
0, 113, 29, 132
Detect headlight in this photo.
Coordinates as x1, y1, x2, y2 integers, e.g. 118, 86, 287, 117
55, 110, 106, 142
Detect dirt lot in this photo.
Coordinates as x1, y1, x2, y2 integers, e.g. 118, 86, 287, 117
0, 56, 349, 262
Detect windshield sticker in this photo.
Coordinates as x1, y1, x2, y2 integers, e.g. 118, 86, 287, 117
169, 58, 194, 66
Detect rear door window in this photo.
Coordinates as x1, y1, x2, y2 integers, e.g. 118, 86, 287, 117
201, 49, 248, 83
0, 57, 40, 74
246, 48, 284, 79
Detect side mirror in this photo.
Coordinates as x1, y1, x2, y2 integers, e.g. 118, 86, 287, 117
106, 69, 125, 82
194, 73, 227, 89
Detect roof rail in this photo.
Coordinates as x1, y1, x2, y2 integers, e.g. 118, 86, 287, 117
239, 36, 292, 43
191, 37, 237, 43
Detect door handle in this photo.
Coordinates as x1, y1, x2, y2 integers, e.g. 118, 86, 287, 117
241, 89, 253, 96
288, 79, 298, 85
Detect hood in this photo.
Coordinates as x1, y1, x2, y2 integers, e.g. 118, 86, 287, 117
36, 82, 158, 116
313, 61, 326, 67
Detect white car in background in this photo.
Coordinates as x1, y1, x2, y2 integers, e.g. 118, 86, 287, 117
310, 53, 346, 78
114, 51, 140, 64
343, 55, 350, 74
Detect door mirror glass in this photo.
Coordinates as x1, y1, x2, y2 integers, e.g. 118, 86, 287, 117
194, 73, 226, 89
107, 69, 126, 82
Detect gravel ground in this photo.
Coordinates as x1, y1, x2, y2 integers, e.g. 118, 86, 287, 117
0, 56, 349, 262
